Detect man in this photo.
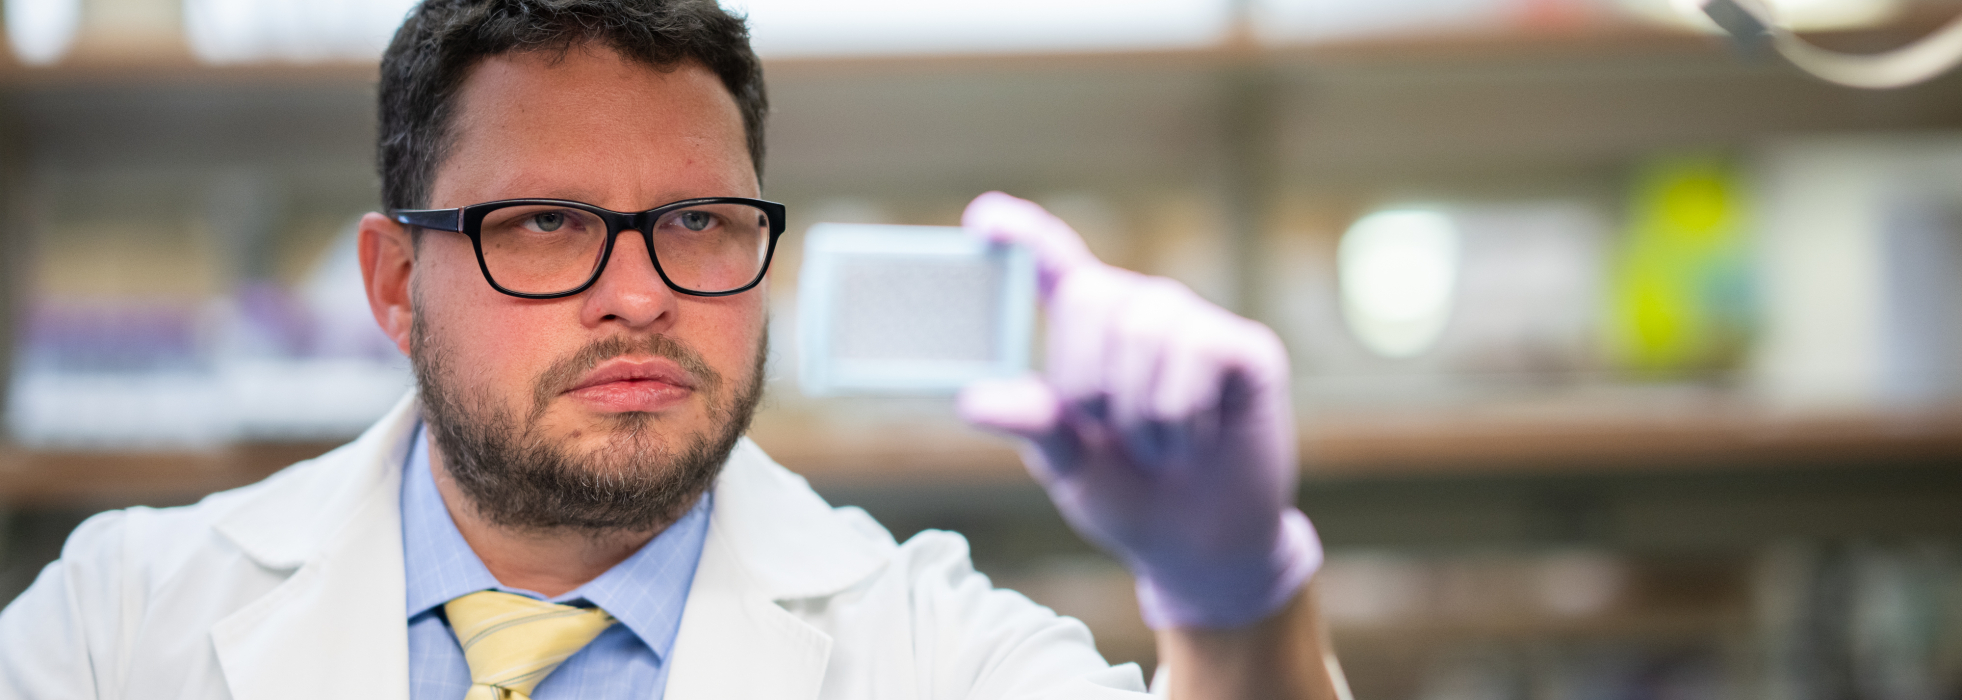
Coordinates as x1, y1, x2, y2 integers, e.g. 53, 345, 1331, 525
0, 1, 1342, 698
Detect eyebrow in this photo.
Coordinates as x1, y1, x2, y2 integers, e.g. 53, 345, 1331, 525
465, 190, 731, 211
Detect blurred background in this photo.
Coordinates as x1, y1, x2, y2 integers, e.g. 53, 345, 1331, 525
3, 0, 1962, 697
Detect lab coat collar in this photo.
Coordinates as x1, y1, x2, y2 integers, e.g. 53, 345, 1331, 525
662, 438, 895, 699
212, 392, 420, 569
204, 391, 896, 700
210, 391, 419, 700
701, 438, 893, 600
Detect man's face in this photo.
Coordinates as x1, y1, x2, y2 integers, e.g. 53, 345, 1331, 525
383, 45, 767, 532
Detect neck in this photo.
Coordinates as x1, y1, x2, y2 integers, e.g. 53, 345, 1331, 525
428, 444, 673, 598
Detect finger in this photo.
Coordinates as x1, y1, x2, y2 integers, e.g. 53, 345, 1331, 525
958, 375, 1083, 481
961, 192, 1100, 299
1152, 323, 1219, 464
1151, 299, 1291, 466
958, 375, 1060, 437
1105, 278, 1185, 468
1045, 265, 1137, 406
1152, 306, 1226, 417
1211, 318, 1292, 418
1177, 317, 1299, 489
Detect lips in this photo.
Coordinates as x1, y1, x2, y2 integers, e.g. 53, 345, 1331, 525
563, 357, 698, 412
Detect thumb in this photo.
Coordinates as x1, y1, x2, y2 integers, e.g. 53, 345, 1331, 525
962, 192, 1100, 299
958, 375, 1082, 481
958, 375, 1062, 439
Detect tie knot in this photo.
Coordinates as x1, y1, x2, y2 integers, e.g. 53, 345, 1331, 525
445, 590, 617, 700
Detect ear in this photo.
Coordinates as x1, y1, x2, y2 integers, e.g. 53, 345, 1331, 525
359, 212, 416, 357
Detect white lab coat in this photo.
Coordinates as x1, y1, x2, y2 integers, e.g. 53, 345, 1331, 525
0, 394, 1151, 699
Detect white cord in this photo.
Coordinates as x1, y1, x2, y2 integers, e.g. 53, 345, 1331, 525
1703, 0, 1962, 89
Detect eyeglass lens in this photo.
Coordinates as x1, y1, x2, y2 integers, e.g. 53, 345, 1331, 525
476, 202, 773, 295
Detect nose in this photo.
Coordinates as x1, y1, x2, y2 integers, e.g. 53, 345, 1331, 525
578, 228, 678, 331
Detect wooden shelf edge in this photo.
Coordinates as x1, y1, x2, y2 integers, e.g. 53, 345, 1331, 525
0, 21, 1728, 86
0, 441, 338, 509
4, 407, 1959, 509
1301, 409, 1962, 477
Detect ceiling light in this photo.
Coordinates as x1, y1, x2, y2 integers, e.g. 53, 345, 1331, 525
1339, 209, 1462, 358
5, 0, 83, 66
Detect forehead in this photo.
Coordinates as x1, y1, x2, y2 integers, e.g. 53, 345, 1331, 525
432, 44, 756, 208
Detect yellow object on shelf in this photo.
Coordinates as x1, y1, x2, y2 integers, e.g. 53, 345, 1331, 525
1606, 154, 1757, 375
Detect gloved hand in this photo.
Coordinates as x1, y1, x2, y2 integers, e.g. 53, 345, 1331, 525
957, 191, 1322, 630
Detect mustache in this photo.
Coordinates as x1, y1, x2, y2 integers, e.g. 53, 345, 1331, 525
528, 334, 724, 421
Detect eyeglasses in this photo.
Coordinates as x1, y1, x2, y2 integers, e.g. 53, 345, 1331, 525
390, 197, 787, 298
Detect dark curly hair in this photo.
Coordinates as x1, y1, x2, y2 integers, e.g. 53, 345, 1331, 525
377, 0, 767, 212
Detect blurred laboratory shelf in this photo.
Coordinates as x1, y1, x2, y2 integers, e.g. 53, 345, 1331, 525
0, 57, 376, 86
8, 2, 1961, 81
1328, 607, 1747, 663
754, 400, 1962, 484
2, 16, 1959, 199
0, 439, 335, 510
4, 403, 1958, 509
1298, 404, 1962, 475
0, 22, 1718, 85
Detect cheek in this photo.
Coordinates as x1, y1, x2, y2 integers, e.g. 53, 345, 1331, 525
417, 249, 574, 400
674, 297, 769, 381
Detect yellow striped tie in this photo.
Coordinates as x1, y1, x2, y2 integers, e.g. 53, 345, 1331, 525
445, 590, 618, 700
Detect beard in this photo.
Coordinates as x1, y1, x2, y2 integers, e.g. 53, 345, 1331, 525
411, 316, 767, 536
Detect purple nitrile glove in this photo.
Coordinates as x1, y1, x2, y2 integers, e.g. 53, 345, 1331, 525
956, 191, 1322, 630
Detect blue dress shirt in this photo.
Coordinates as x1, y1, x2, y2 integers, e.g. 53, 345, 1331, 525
401, 426, 712, 700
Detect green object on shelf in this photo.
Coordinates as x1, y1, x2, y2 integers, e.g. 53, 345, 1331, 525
1606, 154, 1757, 375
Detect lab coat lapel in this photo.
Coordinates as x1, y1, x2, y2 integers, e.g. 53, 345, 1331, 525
662, 440, 892, 699
209, 394, 419, 700
659, 523, 835, 699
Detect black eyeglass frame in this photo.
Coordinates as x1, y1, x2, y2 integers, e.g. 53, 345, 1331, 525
390, 197, 787, 299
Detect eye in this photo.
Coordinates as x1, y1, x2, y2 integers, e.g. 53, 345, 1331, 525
677, 210, 717, 232
527, 211, 566, 233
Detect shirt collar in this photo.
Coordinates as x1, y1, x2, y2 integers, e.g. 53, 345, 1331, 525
400, 424, 711, 662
